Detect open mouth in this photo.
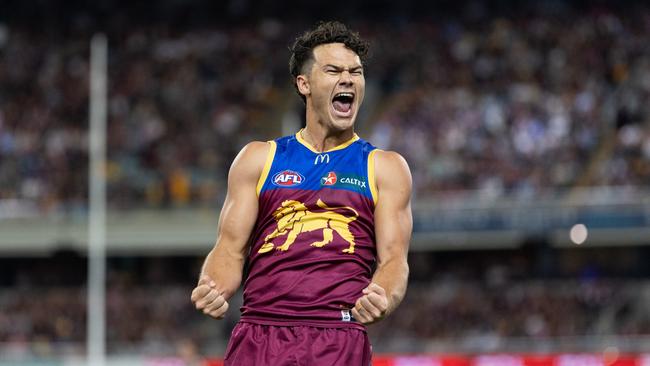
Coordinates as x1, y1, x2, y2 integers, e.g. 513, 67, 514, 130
332, 92, 355, 116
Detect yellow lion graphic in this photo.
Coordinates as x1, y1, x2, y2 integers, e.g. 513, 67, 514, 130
258, 199, 358, 254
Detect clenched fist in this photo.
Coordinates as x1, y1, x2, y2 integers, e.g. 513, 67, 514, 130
191, 275, 229, 319
352, 283, 388, 325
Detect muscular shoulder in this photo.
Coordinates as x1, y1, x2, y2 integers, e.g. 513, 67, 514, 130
229, 141, 273, 182
237, 141, 271, 164
373, 150, 412, 191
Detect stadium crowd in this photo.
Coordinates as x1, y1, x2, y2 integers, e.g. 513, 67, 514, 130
1, 3, 650, 213
1, 255, 649, 357
367, 11, 650, 199
0, 22, 290, 213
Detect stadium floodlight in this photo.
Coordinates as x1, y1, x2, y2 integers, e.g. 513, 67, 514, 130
88, 33, 108, 366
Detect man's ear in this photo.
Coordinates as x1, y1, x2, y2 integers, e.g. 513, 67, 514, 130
296, 75, 310, 97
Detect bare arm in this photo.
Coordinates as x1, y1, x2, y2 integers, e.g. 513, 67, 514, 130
352, 150, 412, 324
191, 141, 270, 318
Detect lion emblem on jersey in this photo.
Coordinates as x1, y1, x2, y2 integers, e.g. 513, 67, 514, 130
258, 199, 359, 254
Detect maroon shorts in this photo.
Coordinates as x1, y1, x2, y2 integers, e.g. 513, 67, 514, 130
223, 321, 372, 366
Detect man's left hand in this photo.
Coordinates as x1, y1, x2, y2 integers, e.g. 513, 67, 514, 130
352, 283, 389, 325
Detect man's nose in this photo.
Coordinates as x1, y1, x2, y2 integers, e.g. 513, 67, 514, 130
338, 70, 353, 85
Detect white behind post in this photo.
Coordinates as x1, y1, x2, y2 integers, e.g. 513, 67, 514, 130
87, 33, 108, 366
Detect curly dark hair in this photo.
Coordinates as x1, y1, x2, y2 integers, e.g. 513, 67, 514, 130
289, 21, 370, 103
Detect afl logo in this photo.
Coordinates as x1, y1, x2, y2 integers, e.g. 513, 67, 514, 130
273, 170, 304, 187
321, 172, 337, 186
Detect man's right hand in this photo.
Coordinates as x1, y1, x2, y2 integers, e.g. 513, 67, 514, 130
191, 275, 229, 319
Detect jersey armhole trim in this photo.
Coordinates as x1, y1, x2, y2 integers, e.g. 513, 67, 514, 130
256, 140, 277, 197
368, 149, 380, 205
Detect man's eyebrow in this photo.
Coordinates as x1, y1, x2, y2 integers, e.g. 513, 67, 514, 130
322, 64, 364, 70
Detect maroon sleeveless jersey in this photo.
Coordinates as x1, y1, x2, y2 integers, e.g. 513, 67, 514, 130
240, 131, 379, 329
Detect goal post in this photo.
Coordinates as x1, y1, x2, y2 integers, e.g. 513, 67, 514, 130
88, 33, 108, 366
